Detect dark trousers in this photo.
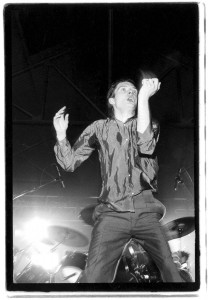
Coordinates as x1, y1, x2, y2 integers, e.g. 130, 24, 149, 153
79, 211, 183, 283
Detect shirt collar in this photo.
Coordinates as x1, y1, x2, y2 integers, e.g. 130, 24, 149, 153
109, 115, 136, 124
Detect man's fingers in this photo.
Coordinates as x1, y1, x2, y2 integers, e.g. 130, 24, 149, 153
54, 113, 63, 119
55, 106, 66, 115
147, 78, 159, 91
143, 79, 149, 85
65, 114, 69, 122
59, 106, 66, 112
152, 78, 159, 89
54, 106, 67, 118
142, 78, 159, 85
141, 78, 161, 97
142, 79, 149, 85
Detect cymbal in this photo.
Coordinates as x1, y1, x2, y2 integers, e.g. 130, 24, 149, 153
162, 217, 195, 241
47, 226, 89, 247
40, 238, 55, 245
79, 204, 96, 226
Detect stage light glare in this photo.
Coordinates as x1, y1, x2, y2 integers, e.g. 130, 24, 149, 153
23, 217, 50, 243
31, 253, 43, 266
14, 229, 22, 236
34, 242, 50, 253
43, 252, 60, 271
31, 251, 59, 271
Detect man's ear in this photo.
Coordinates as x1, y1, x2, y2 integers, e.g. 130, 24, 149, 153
109, 97, 115, 106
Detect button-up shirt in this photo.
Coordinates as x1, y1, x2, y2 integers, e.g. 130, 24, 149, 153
54, 117, 164, 213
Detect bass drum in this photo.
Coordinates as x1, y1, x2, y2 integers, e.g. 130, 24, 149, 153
114, 239, 193, 283
54, 252, 87, 283
114, 240, 162, 283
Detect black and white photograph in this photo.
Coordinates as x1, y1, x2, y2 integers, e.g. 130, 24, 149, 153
3, 1, 206, 296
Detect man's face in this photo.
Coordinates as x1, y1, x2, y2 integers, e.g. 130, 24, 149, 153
109, 82, 138, 114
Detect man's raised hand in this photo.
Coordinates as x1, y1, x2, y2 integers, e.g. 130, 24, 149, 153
139, 78, 161, 99
53, 106, 69, 141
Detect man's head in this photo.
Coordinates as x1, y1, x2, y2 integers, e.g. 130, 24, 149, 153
177, 251, 190, 263
107, 80, 138, 118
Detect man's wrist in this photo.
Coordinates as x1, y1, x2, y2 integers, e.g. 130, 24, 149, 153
56, 132, 66, 141
138, 91, 150, 102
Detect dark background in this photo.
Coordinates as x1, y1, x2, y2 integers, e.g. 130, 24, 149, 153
8, 3, 198, 199
5, 3, 198, 290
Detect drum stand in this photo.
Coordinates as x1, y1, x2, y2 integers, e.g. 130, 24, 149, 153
45, 240, 68, 283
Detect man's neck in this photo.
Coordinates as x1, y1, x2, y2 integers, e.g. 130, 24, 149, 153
114, 111, 135, 123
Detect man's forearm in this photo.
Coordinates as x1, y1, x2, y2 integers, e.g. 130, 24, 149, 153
137, 78, 160, 134
137, 94, 151, 134
54, 138, 74, 171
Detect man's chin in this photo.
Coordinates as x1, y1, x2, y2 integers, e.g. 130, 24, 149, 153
126, 102, 136, 109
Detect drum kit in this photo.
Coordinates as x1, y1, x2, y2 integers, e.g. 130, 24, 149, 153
114, 217, 195, 283
13, 204, 195, 284
13, 225, 89, 283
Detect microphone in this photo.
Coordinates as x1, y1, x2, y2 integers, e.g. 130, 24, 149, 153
174, 168, 182, 191
55, 164, 65, 188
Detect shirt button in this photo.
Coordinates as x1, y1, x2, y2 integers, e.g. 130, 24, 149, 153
128, 174, 130, 177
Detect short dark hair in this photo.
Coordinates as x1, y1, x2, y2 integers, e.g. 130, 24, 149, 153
107, 79, 136, 117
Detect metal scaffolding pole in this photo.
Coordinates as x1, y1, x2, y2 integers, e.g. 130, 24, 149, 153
14, 11, 38, 103
41, 63, 50, 120
108, 8, 113, 88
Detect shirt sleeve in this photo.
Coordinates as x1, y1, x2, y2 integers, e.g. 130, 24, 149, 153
54, 122, 97, 172
136, 119, 160, 155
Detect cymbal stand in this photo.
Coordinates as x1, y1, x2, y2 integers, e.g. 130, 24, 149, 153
177, 224, 184, 250
45, 235, 69, 283
13, 178, 61, 200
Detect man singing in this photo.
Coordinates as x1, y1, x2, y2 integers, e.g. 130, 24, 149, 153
53, 78, 183, 282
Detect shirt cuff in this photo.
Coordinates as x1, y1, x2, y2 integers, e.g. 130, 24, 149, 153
137, 124, 154, 141
57, 137, 68, 146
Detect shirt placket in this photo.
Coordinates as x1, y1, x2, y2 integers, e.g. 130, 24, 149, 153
123, 123, 135, 212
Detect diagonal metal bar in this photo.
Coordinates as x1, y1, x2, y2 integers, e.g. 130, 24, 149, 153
51, 63, 107, 118
13, 104, 34, 118
12, 48, 72, 78
13, 120, 89, 125
13, 138, 54, 157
